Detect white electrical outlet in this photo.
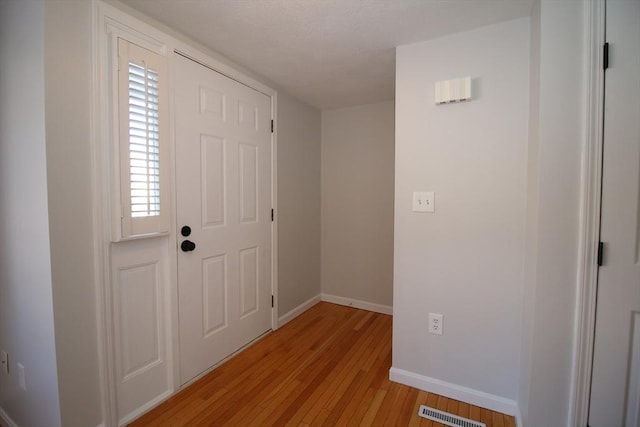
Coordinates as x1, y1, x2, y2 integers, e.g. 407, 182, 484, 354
412, 191, 435, 213
17, 363, 25, 390
429, 313, 443, 335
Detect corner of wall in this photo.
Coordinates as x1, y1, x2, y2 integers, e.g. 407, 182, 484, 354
276, 92, 322, 317
320, 101, 395, 309
45, 1, 102, 425
518, 0, 542, 423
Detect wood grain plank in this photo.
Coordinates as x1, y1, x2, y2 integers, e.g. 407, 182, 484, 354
407, 391, 429, 427
505, 413, 517, 427
491, 410, 506, 427
457, 401, 470, 419
469, 404, 482, 424
396, 387, 419, 426
480, 407, 493, 426
358, 389, 387, 426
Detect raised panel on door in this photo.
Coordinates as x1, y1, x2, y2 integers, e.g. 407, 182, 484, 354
201, 135, 226, 227
202, 254, 228, 336
239, 142, 258, 223
119, 262, 161, 379
240, 246, 259, 318
111, 238, 171, 423
175, 53, 272, 385
200, 86, 225, 120
237, 99, 258, 131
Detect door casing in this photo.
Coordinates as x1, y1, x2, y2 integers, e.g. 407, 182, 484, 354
569, 1, 605, 426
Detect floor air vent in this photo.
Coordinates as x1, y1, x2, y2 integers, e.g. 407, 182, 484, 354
417, 405, 486, 427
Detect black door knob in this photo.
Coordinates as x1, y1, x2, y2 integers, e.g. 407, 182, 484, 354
181, 226, 191, 237
181, 240, 196, 252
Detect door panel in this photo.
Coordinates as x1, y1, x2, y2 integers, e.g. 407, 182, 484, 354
175, 54, 272, 385
202, 254, 227, 336
201, 134, 226, 227
111, 238, 171, 422
589, 1, 640, 425
239, 142, 258, 223
240, 246, 259, 317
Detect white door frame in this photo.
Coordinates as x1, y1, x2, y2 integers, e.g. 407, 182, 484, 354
569, 1, 605, 426
91, 1, 279, 423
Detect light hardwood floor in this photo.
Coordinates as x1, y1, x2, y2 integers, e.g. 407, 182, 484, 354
130, 302, 516, 426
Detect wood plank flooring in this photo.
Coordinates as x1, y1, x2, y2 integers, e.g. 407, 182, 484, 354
130, 302, 515, 426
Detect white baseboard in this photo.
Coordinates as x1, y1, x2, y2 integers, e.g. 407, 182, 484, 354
0, 406, 107, 427
278, 295, 321, 327
0, 407, 18, 427
320, 293, 392, 315
389, 367, 519, 420
515, 406, 523, 427
119, 389, 173, 426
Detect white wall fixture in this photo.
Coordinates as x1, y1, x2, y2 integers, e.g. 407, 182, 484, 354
428, 313, 443, 335
435, 77, 471, 104
413, 191, 435, 212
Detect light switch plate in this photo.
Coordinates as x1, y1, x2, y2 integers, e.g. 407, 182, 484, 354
413, 191, 435, 213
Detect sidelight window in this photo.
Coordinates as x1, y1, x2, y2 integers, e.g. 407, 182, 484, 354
116, 38, 169, 239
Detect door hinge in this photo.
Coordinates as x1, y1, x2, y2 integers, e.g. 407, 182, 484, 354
597, 241, 604, 266
603, 42, 609, 70
271, 295, 274, 308
271, 120, 274, 133
271, 208, 274, 222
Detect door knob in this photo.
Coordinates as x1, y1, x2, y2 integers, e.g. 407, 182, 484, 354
181, 240, 196, 252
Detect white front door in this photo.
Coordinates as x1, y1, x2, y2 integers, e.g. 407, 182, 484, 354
589, 1, 640, 425
175, 53, 273, 385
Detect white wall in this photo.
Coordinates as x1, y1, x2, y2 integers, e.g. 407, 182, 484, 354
0, 1, 62, 426
44, 2, 104, 426
277, 92, 322, 317
392, 17, 529, 405
321, 102, 395, 309
520, 1, 586, 425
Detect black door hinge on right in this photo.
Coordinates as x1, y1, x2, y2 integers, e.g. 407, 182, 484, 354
597, 241, 604, 266
603, 42, 609, 70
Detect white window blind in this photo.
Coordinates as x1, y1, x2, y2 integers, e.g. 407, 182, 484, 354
116, 38, 169, 240
128, 63, 160, 218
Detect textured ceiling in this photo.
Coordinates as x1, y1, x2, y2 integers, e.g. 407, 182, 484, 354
120, 0, 533, 109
